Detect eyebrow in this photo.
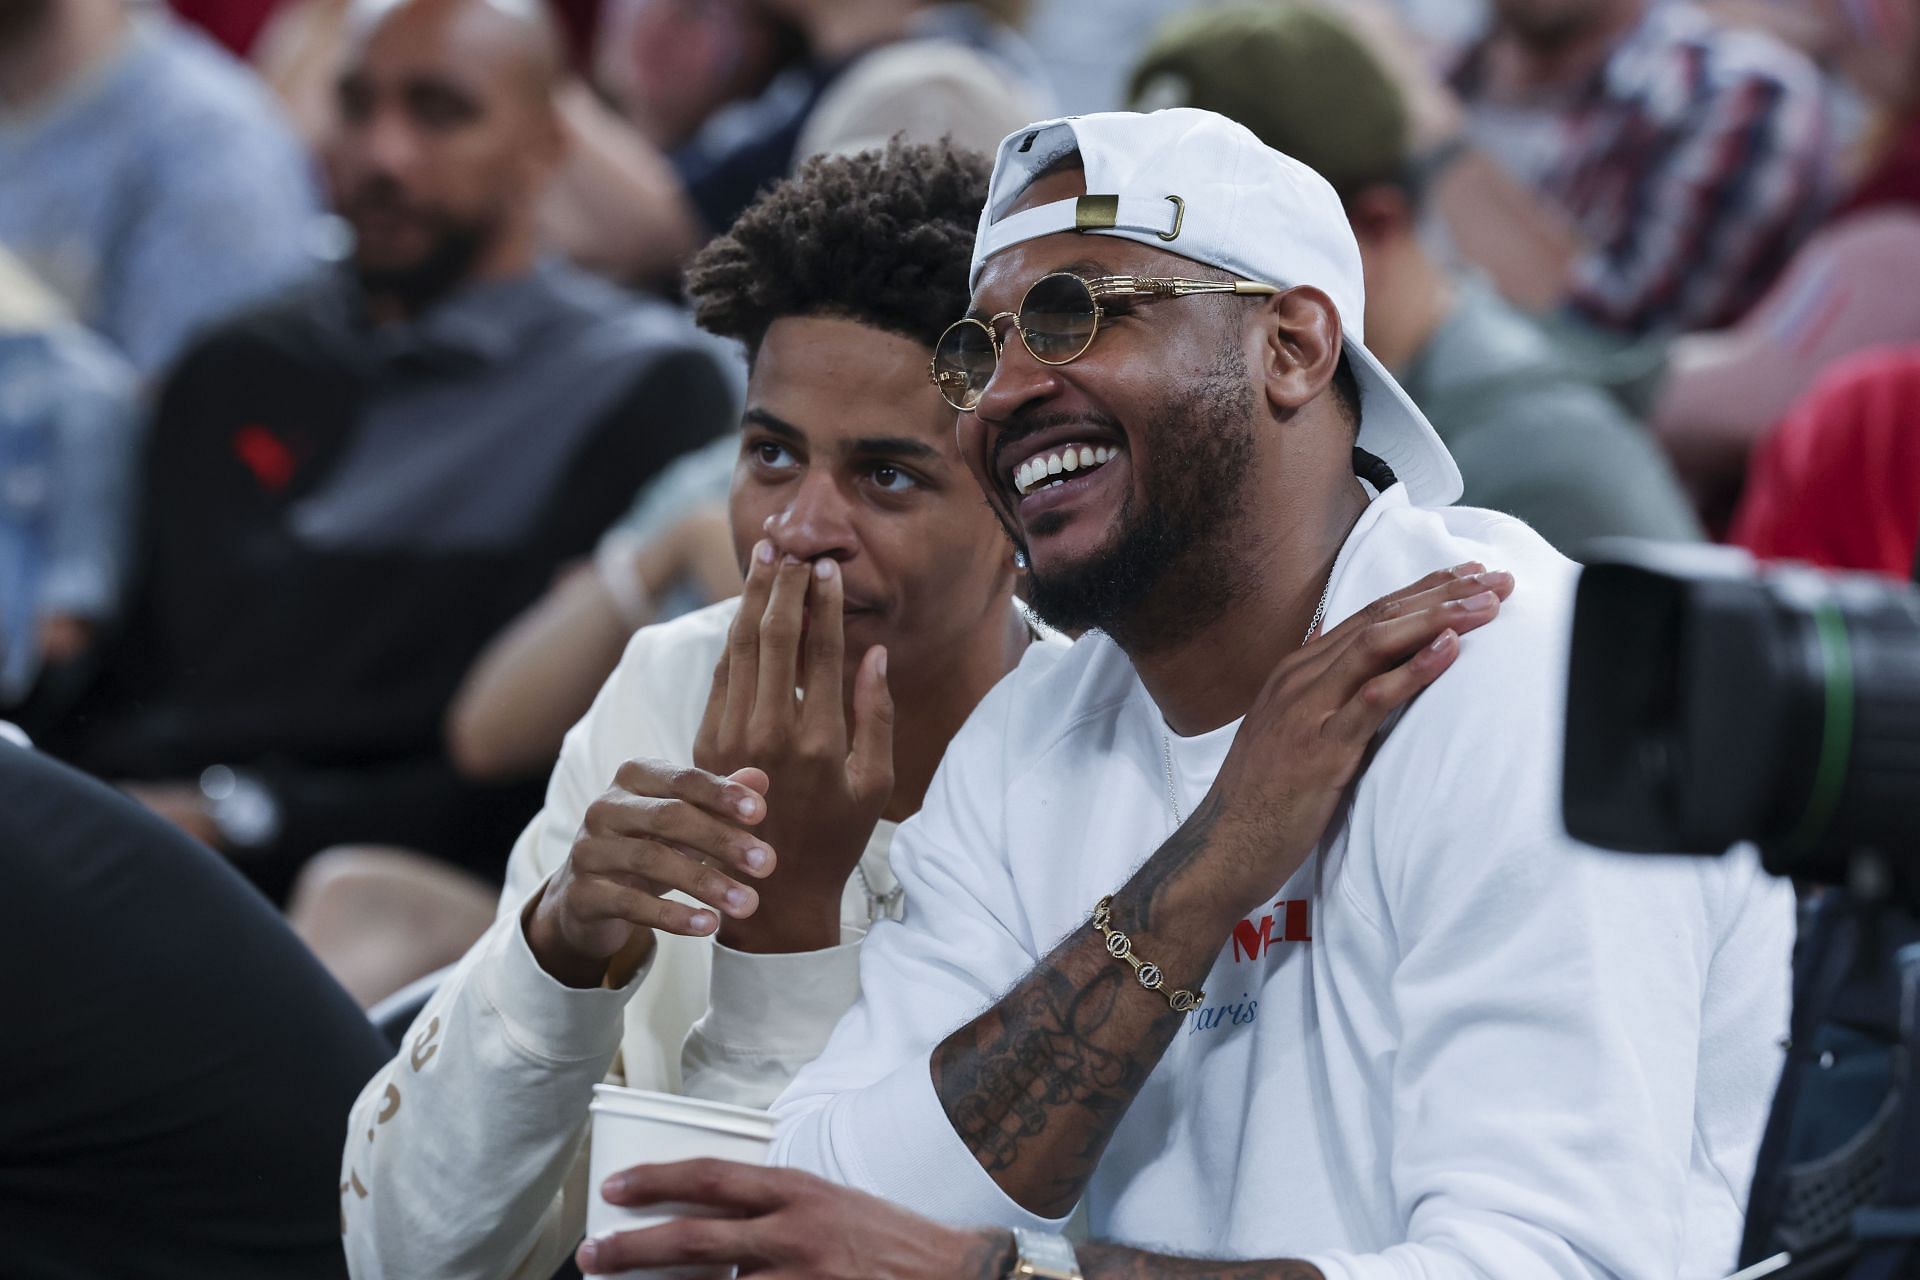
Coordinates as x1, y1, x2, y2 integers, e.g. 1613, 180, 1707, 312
741, 408, 943, 463
966, 258, 1119, 320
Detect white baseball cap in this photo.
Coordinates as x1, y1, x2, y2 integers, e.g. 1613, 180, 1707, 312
970, 108, 1463, 507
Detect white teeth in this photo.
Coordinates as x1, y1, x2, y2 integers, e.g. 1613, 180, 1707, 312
1012, 443, 1123, 495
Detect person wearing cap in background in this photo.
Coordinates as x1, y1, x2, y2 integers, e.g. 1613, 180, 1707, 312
571, 108, 1794, 1280
1127, 3, 1703, 559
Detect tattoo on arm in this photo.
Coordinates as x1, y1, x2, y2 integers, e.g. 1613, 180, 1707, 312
930, 800, 1236, 1217
1078, 1244, 1325, 1280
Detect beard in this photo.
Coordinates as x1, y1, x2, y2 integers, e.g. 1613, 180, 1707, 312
344, 183, 496, 316
1015, 346, 1261, 651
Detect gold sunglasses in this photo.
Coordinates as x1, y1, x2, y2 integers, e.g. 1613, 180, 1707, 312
929, 271, 1280, 411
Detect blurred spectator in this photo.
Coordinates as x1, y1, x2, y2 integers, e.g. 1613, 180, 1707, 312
1730, 344, 1920, 578
29, 0, 736, 904
1652, 207, 1920, 516
1351, 0, 1830, 336
0, 248, 137, 707
542, 0, 1048, 284
1645, 0, 1920, 514
0, 734, 391, 1280
1702, 0, 1920, 215
1131, 2, 1702, 556
0, 0, 319, 377
592, 0, 804, 150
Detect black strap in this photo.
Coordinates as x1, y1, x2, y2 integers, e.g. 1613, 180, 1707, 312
1353, 447, 1398, 493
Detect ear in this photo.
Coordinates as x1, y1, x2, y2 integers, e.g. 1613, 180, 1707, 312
1253, 285, 1344, 420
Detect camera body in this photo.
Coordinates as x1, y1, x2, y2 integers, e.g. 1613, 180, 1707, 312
1562, 545, 1920, 1278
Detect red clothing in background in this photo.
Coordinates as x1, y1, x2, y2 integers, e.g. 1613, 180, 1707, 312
1841, 113, 1920, 217
166, 0, 598, 62
167, 0, 281, 56
1730, 345, 1920, 578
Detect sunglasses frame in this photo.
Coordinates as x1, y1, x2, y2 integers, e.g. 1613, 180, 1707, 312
929, 271, 1281, 411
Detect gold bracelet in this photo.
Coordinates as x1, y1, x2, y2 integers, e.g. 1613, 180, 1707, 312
1090, 895, 1202, 1013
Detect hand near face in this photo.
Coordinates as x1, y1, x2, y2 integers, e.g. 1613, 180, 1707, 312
1194, 563, 1515, 925
692, 541, 894, 953
578, 1159, 1010, 1279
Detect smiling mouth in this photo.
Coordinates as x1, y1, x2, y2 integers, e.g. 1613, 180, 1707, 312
1010, 442, 1124, 497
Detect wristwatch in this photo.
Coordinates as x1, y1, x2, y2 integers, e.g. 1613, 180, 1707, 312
1008, 1228, 1081, 1279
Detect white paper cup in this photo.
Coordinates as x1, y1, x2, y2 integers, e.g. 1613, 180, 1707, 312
585, 1084, 778, 1280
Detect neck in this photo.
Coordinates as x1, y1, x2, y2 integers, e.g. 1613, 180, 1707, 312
880, 597, 1032, 822
802, 0, 913, 61
0, 0, 126, 111
1486, 0, 1645, 94
1130, 473, 1371, 737
1365, 246, 1456, 373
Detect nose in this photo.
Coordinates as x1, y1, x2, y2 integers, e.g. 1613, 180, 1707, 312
355, 107, 421, 182
763, 470, 857, 565
971, 321, 1065, 428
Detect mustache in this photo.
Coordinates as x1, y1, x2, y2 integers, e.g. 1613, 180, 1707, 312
988, 409, 1126, 478
340, 175, 430, 219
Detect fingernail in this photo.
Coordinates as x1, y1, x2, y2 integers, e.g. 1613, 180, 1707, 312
755, 540, 774, 564
745, 845, 768, 870
1452, 561, 1483, 575
814, 559, 835, 580
736, 794, 761, 819
1447, 590, 1497, 611
1429, 629, 1456, 652
689, 911, 716, 932
578, 1239, 599, 1270
602, 1174, 629, 1199
876, 648, 888, 678
1474, 570, 1513, 587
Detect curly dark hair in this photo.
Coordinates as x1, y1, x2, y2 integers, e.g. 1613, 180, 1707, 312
685, 140, 991, 359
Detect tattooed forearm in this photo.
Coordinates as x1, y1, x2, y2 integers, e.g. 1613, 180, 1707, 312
931, 806, 1243, 1217
1079, 1244, 1325, 1280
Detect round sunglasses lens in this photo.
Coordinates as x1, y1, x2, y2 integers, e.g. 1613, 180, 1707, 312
1020, 274, 1099, 364
932, 320, 997, 408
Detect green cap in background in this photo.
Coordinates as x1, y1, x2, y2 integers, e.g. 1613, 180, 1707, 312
1127, 3, 1411, 201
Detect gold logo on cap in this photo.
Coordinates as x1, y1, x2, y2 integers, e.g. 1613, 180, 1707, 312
1074, 195, 1119, 230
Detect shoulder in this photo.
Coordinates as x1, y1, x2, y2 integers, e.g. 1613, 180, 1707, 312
953, 629, 1140, 775
563, 598, 743, 782
1335, 494, 1582, 763
159, 274, 348, 380
616, 596, 742, 689
127, 22, 310, 178
538, 267, 742, 381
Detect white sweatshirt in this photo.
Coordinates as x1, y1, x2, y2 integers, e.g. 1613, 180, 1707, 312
770, 486, 1795, 1280
341, 599, 1049, 1280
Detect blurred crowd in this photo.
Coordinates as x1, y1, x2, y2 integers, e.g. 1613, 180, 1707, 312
2, 0, 1916, 1057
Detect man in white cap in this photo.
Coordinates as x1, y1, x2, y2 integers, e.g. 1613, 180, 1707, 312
573, 109, 1794, 1280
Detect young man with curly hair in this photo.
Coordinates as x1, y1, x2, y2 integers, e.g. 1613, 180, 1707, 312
339, 140, 1066, 1279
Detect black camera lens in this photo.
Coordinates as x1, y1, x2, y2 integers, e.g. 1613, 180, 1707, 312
1563, 546, 1920, 888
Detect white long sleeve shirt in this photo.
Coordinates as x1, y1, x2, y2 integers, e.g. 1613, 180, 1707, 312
340, 600, 1067, 1279
771, 486, 1795, 1280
